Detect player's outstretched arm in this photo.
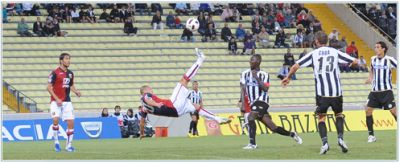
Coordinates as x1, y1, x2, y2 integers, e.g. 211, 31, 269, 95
282, 63, 300, 87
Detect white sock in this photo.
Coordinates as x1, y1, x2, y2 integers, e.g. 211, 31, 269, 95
52, 124, 59, 144
66, 129, 74, 148
183, 59, 204, 81
198, 108, 219, 121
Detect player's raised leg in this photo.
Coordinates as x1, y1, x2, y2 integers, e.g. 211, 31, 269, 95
260, 114, 303, 144
180, 48, 206, 87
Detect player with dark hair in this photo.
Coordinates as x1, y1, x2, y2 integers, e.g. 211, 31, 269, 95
47, 53, 81, 152
364, 41, 397, 143
282, 31, 358, 154
241, 54, 303, 149
139, 48, 231, 139
188, 81, 202, 137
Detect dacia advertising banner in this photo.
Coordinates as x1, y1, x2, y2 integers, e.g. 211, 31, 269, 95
2, 117, 121, 142
198, 110, 397, 136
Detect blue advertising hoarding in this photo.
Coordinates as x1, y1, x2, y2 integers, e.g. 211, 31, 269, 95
2, 117, 121, 142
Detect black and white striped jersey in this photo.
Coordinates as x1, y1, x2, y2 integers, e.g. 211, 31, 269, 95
370, 55, 397, 91
240, 69, 270, 104
296, 46, 356, 97
188, 90, 202, 104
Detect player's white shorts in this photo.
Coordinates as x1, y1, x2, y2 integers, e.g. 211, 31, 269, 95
244, 112, 250, 124
50, 101, 74, 121
170, 83, 196, 116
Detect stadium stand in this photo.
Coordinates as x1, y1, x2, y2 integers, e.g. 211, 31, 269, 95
2, 3, 396, 112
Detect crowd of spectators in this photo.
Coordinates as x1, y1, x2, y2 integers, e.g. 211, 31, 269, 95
351, 3, 397, 40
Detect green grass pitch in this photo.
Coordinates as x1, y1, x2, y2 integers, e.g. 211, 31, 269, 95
2, 130, 396, 160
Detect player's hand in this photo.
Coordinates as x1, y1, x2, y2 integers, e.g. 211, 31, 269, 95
281, 77, 290, 87
365, 78, 372, 84
75, 90, 81, 97
56, 99, 62, 106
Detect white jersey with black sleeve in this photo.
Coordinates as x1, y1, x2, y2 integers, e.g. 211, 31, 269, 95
240, 69, 270, 104
370, 55, 397, 91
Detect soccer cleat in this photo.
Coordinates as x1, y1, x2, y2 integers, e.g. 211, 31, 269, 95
216, 117, 231, 124
367, 135, 376, 143
338, 138, 348, 153
195, 48, 206, 61
242, 144, 257, 149
54, 143, 61, 152
319, 143, 329, 155
292, 132, 303, 144
66, 146, 75, 152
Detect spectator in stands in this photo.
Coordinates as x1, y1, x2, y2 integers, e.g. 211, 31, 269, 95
359, 56, 368, 72
181, 27, 194, 42
86, 6, 95, 23
328, 28, 340, 42
306, 10, 316, 23
298, 49, 307, 60
206, 15, 216, 29
22, 3, 33, 16
261, 17, 274, 35
127, 6, 135, 17
175, 15, 183, 29
44, 18, 55, 36
242, 39, 255, 55
277, 63, 290, 80
283, 48, 296, 80
166, 11, 175, 29
378, 11, 389, 33
2, 7, 8, 23
337, 36, 348, 53
274, 28, 288, 48
221, 5, 234, 22
312, 19, 322, 33
190, 3, 201, 15
283, 8, 296, 28
197, 12, 206, 32
70, 8, 80, 23
203, 23, 217, 42
387, 7, 396, 19
199, 3, 212, 13
346, 41, 359, 56
151, 10, 164, 30
257, 27, 270, 48
228, 37, 238, 55
119, 6, 128, 23
235, 23, 246, 41
111, 105, 124, 127
252, 21, 261, 35
293, 31, 304, 48
276, 10, 285, 27
33, 17, 46, 37
63, 6, 72, 23
17, 18, 33, 37
329, 37, 340, 49
368, 5, 379, 25
124, 17, 138, 36
297, 10, 308, 28
244, 30, 254, 42
101, 108, 109, 117
99, 8, 111, 23
221, 23, 232, 42
53, 19, 65, 37
151, 3, 163, 15
387, 18, 396, 39
79, 8, 90, 23
110, 5, 120, 23
175, 3, 188, 15
303, 28, 314, 48
135, 3, 149, 16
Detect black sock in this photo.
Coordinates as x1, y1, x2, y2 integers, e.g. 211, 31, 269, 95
248, 120, 257, 145
189, 121, 194, 134
318, 122, 328, 145
193, 121, 198, 135
274, 126, 292, 136
366, 115, 374, 136
336, 117, 344, 140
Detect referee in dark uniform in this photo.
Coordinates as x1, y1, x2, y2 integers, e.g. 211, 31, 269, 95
364, 41, 397, 143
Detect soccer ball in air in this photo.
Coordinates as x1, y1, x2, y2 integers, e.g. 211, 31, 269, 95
186, 18, 200, 31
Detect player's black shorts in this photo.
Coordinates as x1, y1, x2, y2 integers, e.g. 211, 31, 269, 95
190, 110, 199, 119
367, 90, 396, 110
250, 100, 269, 117
315, 96, 343, 115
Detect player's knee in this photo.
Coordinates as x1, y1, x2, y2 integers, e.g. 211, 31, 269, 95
317, 114, 326, 122
365, 107, 373, 116
335, 113, 343, 118
248, 114, 256, 121
52, 124, 59, 130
